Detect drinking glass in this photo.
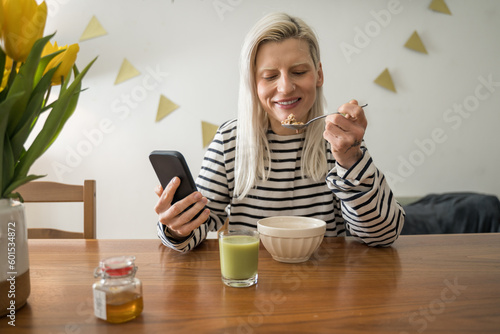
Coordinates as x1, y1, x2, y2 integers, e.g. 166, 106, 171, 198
219, 229, 259, 287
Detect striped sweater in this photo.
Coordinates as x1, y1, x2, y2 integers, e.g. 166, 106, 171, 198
157, 119, 405, 251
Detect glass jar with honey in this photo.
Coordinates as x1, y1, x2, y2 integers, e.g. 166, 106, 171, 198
93, 255, 143, 323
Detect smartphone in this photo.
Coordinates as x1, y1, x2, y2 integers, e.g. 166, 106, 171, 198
149, 150, 198, 204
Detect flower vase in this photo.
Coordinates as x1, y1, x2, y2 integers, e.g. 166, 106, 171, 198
0, 199, 30, 317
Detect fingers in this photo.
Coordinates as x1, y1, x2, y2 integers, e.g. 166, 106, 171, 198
323, 119, 363, 150
154, 177, 211, 239
154, 177, 180, 215
162, 176, 180, 201
337, 100, 366, 124
323, 100, 368, 168
154, 185, 163, 197
324, 119, 364, 168
167, 204, 211, 238
159, 194, 210, 239
169, 191, 205, 217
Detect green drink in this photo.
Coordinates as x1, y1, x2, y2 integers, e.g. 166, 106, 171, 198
219, 230, 259, 287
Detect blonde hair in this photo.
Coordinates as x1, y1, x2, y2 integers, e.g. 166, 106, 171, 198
234, 12, 327, 199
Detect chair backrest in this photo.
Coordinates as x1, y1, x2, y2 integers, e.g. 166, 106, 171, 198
15, 180, 96, 239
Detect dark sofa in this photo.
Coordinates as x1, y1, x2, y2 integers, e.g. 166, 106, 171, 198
401, 192, 500, 235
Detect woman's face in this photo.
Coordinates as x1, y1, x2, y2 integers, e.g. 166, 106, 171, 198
255, 38, 323, 135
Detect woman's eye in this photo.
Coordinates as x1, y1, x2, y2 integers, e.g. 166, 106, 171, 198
264, 75, 277, 81
294, 71, 307, 76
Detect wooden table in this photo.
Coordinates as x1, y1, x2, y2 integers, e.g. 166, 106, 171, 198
1, 234, 499, 333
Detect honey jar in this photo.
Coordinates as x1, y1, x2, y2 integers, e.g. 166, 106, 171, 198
93, 255, 143, 323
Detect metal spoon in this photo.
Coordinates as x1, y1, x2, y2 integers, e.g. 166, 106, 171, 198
281, 103, 368, 131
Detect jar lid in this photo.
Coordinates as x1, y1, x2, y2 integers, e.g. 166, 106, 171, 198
94, 255, 137, 278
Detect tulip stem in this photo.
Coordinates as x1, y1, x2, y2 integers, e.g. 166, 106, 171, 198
43, 85, 52, 109
7, 61, 18, 88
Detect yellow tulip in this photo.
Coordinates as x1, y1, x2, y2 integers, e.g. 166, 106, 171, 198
2, 0, 47, 62
42, 41, 80, 85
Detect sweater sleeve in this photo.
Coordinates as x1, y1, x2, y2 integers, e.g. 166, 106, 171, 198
325, 147, 405, 246
156, 220, 212, 252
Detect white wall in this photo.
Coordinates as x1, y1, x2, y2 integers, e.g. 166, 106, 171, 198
26, 0, 500, 238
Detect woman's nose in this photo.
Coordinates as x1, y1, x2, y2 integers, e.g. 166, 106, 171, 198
277, 74, 295, 94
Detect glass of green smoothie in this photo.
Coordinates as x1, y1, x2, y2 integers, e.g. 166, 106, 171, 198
219, 229, 259, 287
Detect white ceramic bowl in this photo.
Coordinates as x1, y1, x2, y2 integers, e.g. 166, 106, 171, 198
257, 216, 326, 263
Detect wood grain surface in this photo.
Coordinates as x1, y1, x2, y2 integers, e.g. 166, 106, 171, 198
1, 234, 499, 333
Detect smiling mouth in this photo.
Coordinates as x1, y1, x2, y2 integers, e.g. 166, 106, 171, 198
276, 98, 300, 106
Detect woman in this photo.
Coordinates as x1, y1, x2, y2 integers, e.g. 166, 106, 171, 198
154, 13, 404, 252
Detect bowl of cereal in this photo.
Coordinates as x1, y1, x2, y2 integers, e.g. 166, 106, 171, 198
257, 216, 326, 263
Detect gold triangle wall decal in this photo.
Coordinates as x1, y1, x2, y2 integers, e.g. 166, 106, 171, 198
201, 121, 219, 148
156, 95, 179, 122
404, 30, 428, 54
114, 58, 141, 85
429, 0, 452, 15
80, 16, 107, 41
374, 68, 397, 93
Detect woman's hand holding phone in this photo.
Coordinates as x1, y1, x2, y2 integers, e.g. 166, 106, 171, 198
154, 176, 210, 240
150, 150, 210, 240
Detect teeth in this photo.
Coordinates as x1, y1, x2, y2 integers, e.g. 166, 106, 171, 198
277, 99, 299, 105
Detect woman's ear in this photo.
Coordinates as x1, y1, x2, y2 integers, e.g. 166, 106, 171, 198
316, 62, 324, 87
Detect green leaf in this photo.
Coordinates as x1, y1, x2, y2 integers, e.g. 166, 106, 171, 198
3, 174, 46, 200
11, 57, 97, 184
10, 66, 59, 162
6, 34, 55, 135
45, 65, 81, 150
0, 91, 25, 194
2, 136, 15, 197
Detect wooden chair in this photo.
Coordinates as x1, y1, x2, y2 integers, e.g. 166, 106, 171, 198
15, 180, 96, 239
